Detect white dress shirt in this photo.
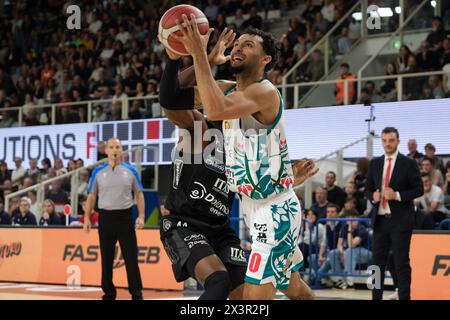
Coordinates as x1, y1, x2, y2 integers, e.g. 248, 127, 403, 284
378, 150, 402, 215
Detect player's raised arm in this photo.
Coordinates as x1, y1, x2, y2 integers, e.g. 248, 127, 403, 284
173, 14, 279, 121
158, 27, 235, 111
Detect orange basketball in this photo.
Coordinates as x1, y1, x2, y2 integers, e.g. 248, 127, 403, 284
158, 5, 210, 56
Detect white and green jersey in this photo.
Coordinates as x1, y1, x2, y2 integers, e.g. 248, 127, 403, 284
223, 80, 295, 200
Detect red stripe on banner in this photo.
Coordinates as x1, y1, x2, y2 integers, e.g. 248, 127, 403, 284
147, 121, 160, 140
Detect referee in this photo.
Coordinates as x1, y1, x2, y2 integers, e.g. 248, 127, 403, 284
84, 138, 145, 300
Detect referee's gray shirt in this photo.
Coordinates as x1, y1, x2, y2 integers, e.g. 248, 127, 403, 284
88, 162, 143, 210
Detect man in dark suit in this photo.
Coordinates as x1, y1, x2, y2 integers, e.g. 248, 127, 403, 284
365, 127, 424, 300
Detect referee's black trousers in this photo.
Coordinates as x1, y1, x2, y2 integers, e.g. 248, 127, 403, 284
98, 208, 143, 299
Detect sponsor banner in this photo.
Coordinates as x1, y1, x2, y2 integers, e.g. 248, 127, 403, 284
0, 119, 178, 168
0, 228, 182, 291
411, 232, 450, 300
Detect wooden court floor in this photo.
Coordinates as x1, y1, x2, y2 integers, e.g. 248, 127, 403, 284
0, 282, 394, 300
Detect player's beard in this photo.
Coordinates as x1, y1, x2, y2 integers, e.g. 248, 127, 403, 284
229, 63, 245, 75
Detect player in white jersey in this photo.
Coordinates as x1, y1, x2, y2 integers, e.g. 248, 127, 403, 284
172, 15, 317, 299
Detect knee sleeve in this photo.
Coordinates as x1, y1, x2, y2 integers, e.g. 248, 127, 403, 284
198, 271, 231, 300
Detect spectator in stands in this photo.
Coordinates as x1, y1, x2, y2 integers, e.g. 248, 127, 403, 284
25, 159, 41, 184
426, 16, 447, 52
328, 209, 372, 289
45, 180, 69, 206
93, 105, 108, 122
77, 169, 89, 198
311, 186, 331, 221
39, 199, 63, 226
397, 45, 412, 72
0, 111, 17, 128
76, 159, 84, 169
97, 141, 107, 160
416, 40, 439, 71
340, 197, 360, 216
313, 204, 343, 287
204, 0, 220, 23
348, 17, 361, 44
287, 17, 307, 48
233, 8, 246, 31
213, 12, 228, 32
379, 63, 398, 101
424, 143, 445, 175
78, 197, 99, 227
302, 0, 321, 23
0, 161, 11, 199
299, 209, 326, 266
20, 177, 33, 191
324, 171, 346, 210
313, 11, 329, 35
426, 75, 445, 99
353, 157, 369, 193
12, 197, 37, 226
334, 63, 356, 105
337, 27, 351, 55
443, 161, 450, 195
344, 181, 365, 214
407, 139, 424, 163
0, 198, 11, 225
304, 49, 324, 82
439, 38, 450, 67
40, 158, 52, 181
242, 6, 263, 30
11, 157, 26, 188
415, 173, 449, 223
27, 190, 40, 220
321, 0, 335, 24
421, 157, 444, 188
402, 55, 424, 100
359, 81, 383, 104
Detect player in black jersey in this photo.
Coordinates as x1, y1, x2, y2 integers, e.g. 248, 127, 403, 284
159, 29, 247, 300
159, 29, 318, 300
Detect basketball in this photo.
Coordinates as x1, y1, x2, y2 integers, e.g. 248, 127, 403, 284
158, 5, 210, 56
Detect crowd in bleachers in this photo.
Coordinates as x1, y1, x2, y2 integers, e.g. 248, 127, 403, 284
0, 0, 295, 128
356, 16, 450, 105
0, 144, 108, 226
297, 140, 450, 289
269, 0, 357, 85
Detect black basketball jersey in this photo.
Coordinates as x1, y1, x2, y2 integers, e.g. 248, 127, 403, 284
165, 121, 234, 226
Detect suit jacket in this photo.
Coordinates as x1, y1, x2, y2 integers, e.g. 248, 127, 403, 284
365, 153, 424, 231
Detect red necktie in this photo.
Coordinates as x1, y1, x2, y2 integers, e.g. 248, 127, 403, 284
382, 157, 392, 209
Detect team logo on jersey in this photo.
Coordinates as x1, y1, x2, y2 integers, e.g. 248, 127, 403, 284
162, 219, 172, 232
229, 247, 247, 263
204, 155, 225, 173
212, 178, 229, 196
172, 159, 184, 189
254, 223, 268, 243
190, 181, 229, 216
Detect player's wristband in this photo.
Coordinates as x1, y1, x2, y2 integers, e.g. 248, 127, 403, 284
159, 59, 195, 110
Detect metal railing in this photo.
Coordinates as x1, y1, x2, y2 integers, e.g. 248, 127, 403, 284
277, 69, 449, 109
281, 1, 362, 101
357, 0, 430, 97
1, 70, 449, 127
295, 134, 375, 209
4, 145, 159, 218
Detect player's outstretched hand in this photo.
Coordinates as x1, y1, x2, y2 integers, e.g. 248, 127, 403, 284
292, 158, 319, 186
208, 27, 236, 66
